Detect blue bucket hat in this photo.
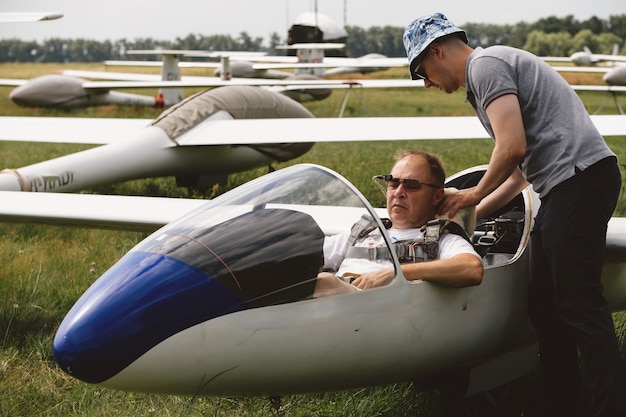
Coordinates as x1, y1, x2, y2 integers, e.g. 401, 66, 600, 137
403, 13, 468, 80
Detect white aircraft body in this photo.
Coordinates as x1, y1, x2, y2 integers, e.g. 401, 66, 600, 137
1, 85, 624, 193
553, 65, 626, 114
544, 45, 626, 67
0, 12, 63, 22
0, 86, 316, 191
604, 65, 626, 85
3, 49, 193, 108
553, 64, 626, 86
1, 162, 625, 401
569, 45, 626, 66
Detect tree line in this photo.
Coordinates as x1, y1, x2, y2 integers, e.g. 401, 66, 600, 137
0, 14, 624, 63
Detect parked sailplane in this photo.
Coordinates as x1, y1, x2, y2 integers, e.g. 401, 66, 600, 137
553, 64, 626, 114
0, 52, 330, 109
543, 44, 626, 67
1, 160, 626, 403
1, 73, 328, 109
1, 85, 625, 194
2, 44, 410, 109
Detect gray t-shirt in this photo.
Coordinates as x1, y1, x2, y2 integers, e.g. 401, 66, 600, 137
465, 46, 615, 197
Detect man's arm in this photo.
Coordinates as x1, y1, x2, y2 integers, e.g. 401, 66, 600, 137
476, 168, 529, 219
351, 253, 483, 289
440, 93, 527, 219
401, 253, 483, 287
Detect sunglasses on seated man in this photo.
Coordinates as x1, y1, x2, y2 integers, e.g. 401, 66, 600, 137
373, 174, 441, 194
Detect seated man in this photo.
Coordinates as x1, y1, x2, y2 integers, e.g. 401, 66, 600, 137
314, 151, 483, 298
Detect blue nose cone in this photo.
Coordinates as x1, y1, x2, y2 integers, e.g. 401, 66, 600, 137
53, 251, 242, 383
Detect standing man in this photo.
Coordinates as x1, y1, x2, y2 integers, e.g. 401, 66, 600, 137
402, 12, 625, 417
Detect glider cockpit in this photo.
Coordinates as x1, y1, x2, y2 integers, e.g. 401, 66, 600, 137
53, 164, 379, 383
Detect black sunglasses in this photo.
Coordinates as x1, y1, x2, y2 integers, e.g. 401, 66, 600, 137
413, 60, 428, 81
412, 49, 430, 80
373, 174, 441, 194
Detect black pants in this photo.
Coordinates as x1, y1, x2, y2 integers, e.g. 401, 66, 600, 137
529, 156, 626, 417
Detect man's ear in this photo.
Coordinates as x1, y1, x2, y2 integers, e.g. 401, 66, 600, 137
433, 187, 445, 206
430, 43, 442, 59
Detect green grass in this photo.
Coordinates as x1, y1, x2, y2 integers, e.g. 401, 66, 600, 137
0, 63, 625, 416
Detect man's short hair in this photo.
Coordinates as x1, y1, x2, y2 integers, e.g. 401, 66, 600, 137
395, 150, 446, 187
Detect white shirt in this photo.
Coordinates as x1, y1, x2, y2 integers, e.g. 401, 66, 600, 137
323, 227, 479, 278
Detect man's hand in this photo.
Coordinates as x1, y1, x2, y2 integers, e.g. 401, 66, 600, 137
438, 187, 481, 219
352, 268, 394, 289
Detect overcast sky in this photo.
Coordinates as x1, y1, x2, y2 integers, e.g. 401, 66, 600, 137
0, 0, 623, 43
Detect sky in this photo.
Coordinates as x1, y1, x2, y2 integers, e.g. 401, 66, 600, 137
0, 0, 623, 44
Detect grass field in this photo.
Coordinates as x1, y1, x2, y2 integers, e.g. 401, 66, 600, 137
0, 63, 625, 417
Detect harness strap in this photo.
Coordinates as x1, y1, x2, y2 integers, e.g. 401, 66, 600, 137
344, 218, 470, 263
344, 240, 432, 263
347, 214, 392, 246
346, 246, 391, 261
